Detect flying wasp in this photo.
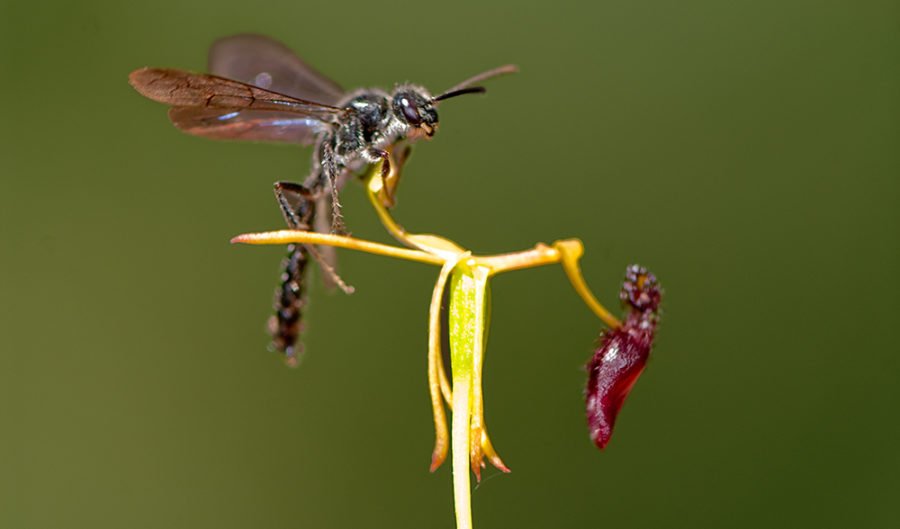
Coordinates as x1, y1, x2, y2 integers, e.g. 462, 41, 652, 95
129, 34, 516, 365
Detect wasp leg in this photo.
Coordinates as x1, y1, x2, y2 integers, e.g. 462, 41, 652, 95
268, 182, 352, 365
320, 143, 347, 235
274, 180, 351, 291
273, 181, 318, 229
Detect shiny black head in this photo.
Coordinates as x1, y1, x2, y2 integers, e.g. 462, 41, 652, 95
392, 88, 439, 138
389, 65, 517, 139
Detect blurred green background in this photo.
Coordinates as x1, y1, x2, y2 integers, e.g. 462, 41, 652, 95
2, 0, 898, 527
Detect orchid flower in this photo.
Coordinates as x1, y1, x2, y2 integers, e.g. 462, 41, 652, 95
232, 160, 662, 529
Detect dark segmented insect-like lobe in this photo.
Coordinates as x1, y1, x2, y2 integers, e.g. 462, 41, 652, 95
585, 265, 661, 450
268, 243, 310, 367
619, 264, 662, 314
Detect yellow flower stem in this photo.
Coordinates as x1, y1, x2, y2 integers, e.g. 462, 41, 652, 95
366, 170, 468, 258
231, 230, 443, 266
232, 228, 621, 330
475, 243, 561, 273
553, 240, 623, 330
429, 253, 468, 472
451, 375, 473, 529
367, 173, 412, 246
448, 267, 489, 529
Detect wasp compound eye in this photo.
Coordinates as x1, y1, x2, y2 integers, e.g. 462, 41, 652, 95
395, 95, 423, 126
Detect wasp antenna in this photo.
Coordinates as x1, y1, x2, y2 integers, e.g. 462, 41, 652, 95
433, 86, 487, 102
438, 64, 518, 98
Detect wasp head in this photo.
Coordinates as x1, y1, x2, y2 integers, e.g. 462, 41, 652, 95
392, 87, 439, 139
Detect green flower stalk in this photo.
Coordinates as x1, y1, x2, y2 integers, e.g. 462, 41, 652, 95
232, 161, 656, 529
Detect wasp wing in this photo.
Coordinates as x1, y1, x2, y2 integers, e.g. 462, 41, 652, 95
209, 34, 345, 106
129, 67, 343, 117
167, 107, 328, 144
129, 68, 344, 141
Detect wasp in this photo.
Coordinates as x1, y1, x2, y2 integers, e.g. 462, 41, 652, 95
129, 34, 516, 365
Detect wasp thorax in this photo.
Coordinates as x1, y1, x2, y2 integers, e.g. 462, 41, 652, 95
392, 89, 438, 137
346, 94, 391, 141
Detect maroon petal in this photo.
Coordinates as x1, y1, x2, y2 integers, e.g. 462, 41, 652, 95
585, 265, 661, 450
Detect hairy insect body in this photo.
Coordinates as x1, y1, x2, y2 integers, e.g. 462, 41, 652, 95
273, 86, 441, 365
128, 33, 514, 364
303, 86, 436, 193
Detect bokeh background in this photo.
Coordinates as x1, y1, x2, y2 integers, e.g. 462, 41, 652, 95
2, 0, 898, 527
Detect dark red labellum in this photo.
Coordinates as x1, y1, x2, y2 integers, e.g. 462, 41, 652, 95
585, 326, 652, 449
585, 265, 661, 450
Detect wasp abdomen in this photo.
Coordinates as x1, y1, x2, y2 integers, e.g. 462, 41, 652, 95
268, 243, 309, 367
